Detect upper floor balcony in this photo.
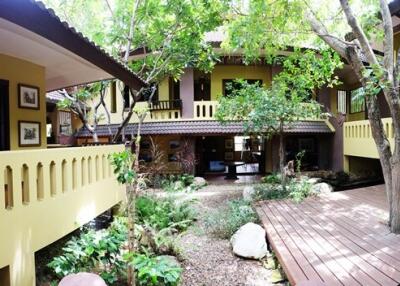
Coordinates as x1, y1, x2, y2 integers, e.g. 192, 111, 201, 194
343, 118, 394, 159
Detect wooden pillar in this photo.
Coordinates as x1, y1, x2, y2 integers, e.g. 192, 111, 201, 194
180, 68, 194, 119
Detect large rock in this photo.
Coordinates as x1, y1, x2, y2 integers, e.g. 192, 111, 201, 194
311, 182, 333, 194
307, 177, 322, 185
193, 177, 207, 186
58, 273, 107, 286
243, 186, 256, 201
230, 222, 268, 259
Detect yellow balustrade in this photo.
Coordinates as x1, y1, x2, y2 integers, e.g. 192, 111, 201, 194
194, 100, 219, 120
343, 118, 394, 159
0, 145, 125, 286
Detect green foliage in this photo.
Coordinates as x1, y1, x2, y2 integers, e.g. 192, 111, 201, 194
254, 177, 314, 203
131, 254, 182, 286
109, 150, 137, 184
295, 150, 306, 173
261, 173, 281, 184
161, 174, 206, 193
47, 217, 128, 284
205, 199, 258, 239
136, 196, 196, 232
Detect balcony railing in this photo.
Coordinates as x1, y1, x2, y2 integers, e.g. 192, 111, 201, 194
0, 145, 125, 285
194, 100, 219, 120
150, 99, 182, 111
343, 118, 394, 159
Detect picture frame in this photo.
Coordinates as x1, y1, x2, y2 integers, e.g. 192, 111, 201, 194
225, 138, 234, 149
18, 84, 40, 110
169, 140, 180, 150
19, 121, 41, 147
224, 151, 234, 161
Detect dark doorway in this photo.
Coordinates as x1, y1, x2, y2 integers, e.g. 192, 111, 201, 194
0, 80, 10, 151
194, 74, 210, 101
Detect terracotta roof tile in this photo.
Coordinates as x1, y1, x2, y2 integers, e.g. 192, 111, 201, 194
76, 120, 334, 138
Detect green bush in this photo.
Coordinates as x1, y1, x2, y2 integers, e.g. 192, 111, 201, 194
261, 173, 281, 184
47, 217, 128, 284
254, 177, 314, 203
136, 196, 196, 232
161, 174, 205, 193
205, 199, 258, 239
132, 254, 182, 286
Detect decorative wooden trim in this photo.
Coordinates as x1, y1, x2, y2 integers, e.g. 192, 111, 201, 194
18, 120, 41, 147
18, 83, 40, 110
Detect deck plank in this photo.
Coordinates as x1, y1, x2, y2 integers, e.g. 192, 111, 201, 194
256, 185, 400, 286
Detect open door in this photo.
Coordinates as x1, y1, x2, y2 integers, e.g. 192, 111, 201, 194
0, 80, 10, 151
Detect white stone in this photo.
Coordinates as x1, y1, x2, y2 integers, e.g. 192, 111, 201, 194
230, 222, 268, 259
311, 182, 333, 194
193, 177, 207, 186
307, 177, 322, 185
58, 273, 107, 286
243, 186, 256, 201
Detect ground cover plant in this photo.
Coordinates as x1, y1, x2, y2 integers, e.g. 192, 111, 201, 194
47, 193, 197, 285
205, 199, 258, 239
161, 174, 207, 193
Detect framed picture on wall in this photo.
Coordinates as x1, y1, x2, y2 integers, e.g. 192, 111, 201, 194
19, 121, 41, 147
225, 138, 233, 149
169, 140, 180, 149
18, 84, 40, 110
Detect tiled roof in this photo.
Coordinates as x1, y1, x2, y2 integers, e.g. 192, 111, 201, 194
76, 120, 334, 137
46, 91, 65, 104
30, 0, 147, 85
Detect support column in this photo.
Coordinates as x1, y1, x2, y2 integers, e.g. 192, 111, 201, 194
265, 139, 273, 173
343, 155, 350, 173
180, 68, 194, 119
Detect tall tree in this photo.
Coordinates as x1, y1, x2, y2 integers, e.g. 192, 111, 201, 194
215, 50, 341, 185
224, 0, 400, 232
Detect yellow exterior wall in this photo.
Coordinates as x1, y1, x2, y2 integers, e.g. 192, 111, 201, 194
210, 65, 272, 100
0, 145, 125, 286
0, 54, 46, 150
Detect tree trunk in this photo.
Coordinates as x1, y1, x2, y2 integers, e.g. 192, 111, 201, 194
390, 159, 400, 232
279, 122, 286, 188
126, 182, 135, 286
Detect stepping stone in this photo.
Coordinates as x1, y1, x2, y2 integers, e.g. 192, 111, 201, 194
58, 272, 107, 286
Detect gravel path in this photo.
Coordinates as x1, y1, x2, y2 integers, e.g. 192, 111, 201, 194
175, 184, 283, 286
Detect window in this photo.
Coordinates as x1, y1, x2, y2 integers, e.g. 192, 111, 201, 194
350, 87, 365, 113
110, 81, 117, 113
337, 90, 347, 114
123, 85, 130, 110
223, 79, 263, 96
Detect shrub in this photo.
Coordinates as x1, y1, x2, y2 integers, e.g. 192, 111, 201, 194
136, 195, 196, 232
131, 254, 182, 286
254, 177, 314, 203
261, 173, 281, 184
161, 174, 205, 193
47, 217, 127, 284
205, 199, 258, 239
287, 178, 313, 203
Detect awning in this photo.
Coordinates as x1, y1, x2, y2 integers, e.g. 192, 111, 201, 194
0, 0, 146, 91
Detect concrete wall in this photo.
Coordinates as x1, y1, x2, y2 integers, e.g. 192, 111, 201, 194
0, 54, 46, 150
0, 145, 125, 286
210, 65, 272, 100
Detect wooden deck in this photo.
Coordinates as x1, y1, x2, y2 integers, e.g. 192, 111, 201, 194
255, 185, 400, 286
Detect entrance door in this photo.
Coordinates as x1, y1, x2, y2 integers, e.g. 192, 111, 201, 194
194, 76, 210, 101
0, 80, 10, 151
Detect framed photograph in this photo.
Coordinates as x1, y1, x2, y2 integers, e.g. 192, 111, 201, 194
169, 140, 180, 149
18, 84, 40, 110
224, 151, 234, 161
19, 121, 41, 147
225, 138, 234, 149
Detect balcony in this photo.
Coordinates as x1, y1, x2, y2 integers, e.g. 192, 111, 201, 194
0, 145, 125, 285
343, 118, 394, 159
